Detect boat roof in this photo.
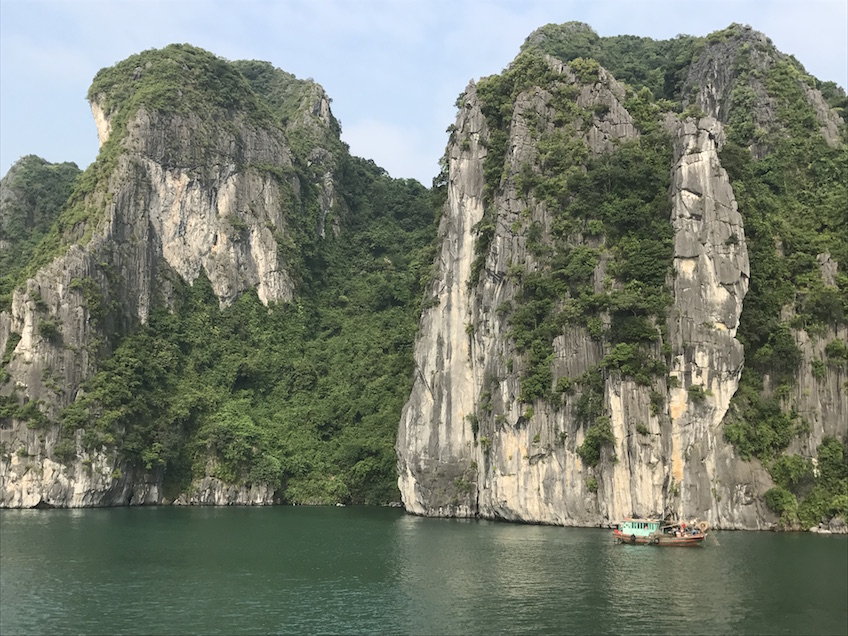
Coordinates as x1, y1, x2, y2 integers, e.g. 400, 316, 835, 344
619, 517, 661, 523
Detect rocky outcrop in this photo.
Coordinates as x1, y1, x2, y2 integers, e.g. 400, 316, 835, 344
397, 57, 698, 526
173, 477, 275, 506
0, 434, 274, 507
1, 436, 161, 508
0, 51, 334, 507
397, 31, 844, 529
683, 27, 777, 127
396, 82, 487, 518
683, 24, 844, 151
809, 517, 847, 534
788, 324, 848, 448
122, 106, 298, 311
91, 101, 112, 148
662, 115, 774, 529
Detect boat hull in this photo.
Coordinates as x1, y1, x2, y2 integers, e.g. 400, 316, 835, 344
613, 530, 706, 547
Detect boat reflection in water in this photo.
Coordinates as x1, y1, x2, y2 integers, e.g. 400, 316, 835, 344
613, 518, 709, 547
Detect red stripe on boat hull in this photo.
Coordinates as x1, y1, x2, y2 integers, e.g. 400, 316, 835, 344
612, 530, 706, 547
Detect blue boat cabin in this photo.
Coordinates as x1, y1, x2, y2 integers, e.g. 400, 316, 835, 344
619, 519, 661, 537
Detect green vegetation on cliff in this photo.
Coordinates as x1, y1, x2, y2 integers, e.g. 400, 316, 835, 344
714, 37, 848, 526
525, 21, 702, 102
764, 437, 848, 528
474, 49, 674, 422
0, 156, 80, 311
87, 44, 275, 129
57, 156, 434, 504
233, 59, 343, 142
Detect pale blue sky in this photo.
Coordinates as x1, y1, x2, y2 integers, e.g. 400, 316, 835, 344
1, 0, 846, 185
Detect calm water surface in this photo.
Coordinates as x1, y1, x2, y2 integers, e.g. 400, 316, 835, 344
1, 507, 846, 635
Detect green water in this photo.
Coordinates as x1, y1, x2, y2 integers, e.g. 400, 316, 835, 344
1, 507, 846, 635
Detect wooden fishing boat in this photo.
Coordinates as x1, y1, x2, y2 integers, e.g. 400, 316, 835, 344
612, 518, 709, 546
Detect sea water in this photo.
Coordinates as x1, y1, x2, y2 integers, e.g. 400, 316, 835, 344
1, 506, 846, 635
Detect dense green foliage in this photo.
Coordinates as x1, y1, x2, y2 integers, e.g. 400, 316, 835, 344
232, 60, 343, 141
87, 44, 274, 129
525, 21, 702, 102
57, 156, 434, 503
718, 40, 848, 486
765, 438, 848, 528
0, 156, 80, 311
577, 416, 615, 467
723, 382, 800, 461
0, 46, 439, 503
231, 61, 313, 125
474, 52, 674, 414
764, 485, 798, 525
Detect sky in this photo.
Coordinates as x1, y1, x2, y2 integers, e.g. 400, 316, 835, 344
1, 0, 847, 186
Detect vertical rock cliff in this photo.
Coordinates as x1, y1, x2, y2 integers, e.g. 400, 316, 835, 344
2, 28, 843, 520
398, 23, 847, 529
663, 115, 773, 528
0, 46, 360, 507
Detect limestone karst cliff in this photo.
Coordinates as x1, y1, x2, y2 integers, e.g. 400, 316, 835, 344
1, 27, 845, 526
1, 45, 434, 507
397, 23, 847, 529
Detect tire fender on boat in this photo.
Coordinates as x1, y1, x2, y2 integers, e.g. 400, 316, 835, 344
630, 534, 636, 544
652, 536, 660, 545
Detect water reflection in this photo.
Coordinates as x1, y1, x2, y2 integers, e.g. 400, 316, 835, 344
2, 509, 846, 635
391, 516, 847, 635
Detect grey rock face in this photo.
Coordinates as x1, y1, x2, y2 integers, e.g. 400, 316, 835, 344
683, 28, 775, 125
682, 25, 844, 152
0, 97, 301, 507
397, 60, 790, 529
663, 116, 775, 529
119, 104, 298, 310
1, 440, 161, 508
787, 325, 848, 448
396, 82, 487, 518
173, 477, 275, 506
398, 59, 681, 526
779, 270, 847, 460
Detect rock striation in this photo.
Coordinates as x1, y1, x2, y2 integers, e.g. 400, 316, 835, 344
397, 25, 846, 529
1, 29, 845, 518
0, 47, 338, 507
662, 115, 772, 528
